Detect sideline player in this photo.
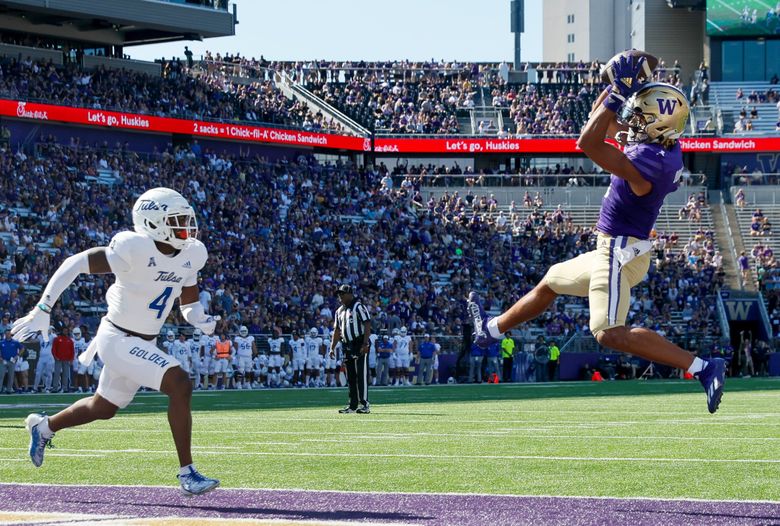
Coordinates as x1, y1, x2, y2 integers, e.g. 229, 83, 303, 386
304, 328, 323, 387
267, 329, 284, 387
188, 328, 204, 389
234, 325, 256, 389
394, 326, 413, 386
14, 187, 221, 494
289, 330, 307, 386
467, 55, 725, 413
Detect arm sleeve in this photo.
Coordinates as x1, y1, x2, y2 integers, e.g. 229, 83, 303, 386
39, 251, 91, 307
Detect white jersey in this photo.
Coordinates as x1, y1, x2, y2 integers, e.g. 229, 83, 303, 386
171, 340, 190, 364
368, 333, 379, 365
202, 335, 216, 359
104, 231, 207, 335
290, 338, 307, 361
304, 336, 322, 359
234, 335, 255, 358
268, 337, 284, 356
38, 334, 54, 362
73, 337, 88, 359
188, 338, 203, 360
253, 354, 268, 371
394, 335, 412, 357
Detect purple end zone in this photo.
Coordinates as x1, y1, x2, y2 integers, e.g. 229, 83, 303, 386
1, 483, 779, 526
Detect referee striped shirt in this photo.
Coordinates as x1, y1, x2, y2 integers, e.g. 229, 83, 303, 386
334, 300, 371, 343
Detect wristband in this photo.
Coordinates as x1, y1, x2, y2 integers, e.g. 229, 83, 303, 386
602, 91, 625, 113
37, 303, 52, 314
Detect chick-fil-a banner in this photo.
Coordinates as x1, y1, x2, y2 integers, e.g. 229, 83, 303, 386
0, 99, 370, 151
373, 136, 780, 154
3, 98, 780, 154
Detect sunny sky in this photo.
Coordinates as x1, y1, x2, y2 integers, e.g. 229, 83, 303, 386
129, 0, 542, 63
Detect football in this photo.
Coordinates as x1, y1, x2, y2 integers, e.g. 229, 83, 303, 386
600, 49, 659, 85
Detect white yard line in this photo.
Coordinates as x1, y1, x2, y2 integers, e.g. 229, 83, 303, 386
0, 447, 776, 464
717, 0, 744, 16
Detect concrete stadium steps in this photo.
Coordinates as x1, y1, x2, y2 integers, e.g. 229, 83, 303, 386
710, 81, 778, 133
473, 204, 714, 253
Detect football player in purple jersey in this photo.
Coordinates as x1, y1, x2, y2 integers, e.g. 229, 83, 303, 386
468, 54, 726, 413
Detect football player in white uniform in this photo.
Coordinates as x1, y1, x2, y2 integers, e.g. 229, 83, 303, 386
188, 329, 204, 389
324, 336, 341, 387
202, 332, 217, 389
173, 333, 192, 375
32, 327, 56, 393
389, 328, 400, 386
394, 326, 413, 386
304, 328, 323, 387
13, 187, 220, 496
289, 330, 307, 386
267, 329, 285, 388
71, 327, 91, 393
368, 332, 379, 386
253, 352, 269, 387
234, 326, 256, 389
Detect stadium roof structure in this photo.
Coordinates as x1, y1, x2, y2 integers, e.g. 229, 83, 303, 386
0, 0, 235, 46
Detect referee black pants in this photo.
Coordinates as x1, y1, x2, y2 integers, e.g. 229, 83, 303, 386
343, 341, 368, 409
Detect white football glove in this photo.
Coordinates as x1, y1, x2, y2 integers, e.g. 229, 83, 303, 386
180, 301, 220, 336
11, 306, 50, 343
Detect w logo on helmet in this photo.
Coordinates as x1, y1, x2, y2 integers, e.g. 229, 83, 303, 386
657, 98, 678, 115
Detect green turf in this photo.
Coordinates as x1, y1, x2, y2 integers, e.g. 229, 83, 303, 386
1, 379, 780, 500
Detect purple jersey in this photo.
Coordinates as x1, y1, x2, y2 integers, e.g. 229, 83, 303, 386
596, 142, 683, 240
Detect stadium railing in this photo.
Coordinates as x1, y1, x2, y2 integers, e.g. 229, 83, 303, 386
395, 173, 707, 188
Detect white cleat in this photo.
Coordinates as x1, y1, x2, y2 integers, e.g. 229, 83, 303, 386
177, 467, 220, 496
25, 413, 54, 468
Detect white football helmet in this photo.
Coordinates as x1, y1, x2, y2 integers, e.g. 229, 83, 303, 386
400, 327, 408, 336
392, 328, 399, 336
309, 328, 318, 338
193, 328, 202, 341
239, 325, 249, 337
72, 327, 81, 338
166, 329, 175, 341
132, 187, 198, 250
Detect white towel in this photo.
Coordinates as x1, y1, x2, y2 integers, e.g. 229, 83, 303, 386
614, 239, 653, 267
78, 338, 97, 367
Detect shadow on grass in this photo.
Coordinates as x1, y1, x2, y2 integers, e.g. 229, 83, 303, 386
0, 378, 778, 418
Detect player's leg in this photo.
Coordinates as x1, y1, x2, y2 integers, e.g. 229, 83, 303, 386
589, 238, 725, 413
159, 366, 194, 466
468, 251, 595, 345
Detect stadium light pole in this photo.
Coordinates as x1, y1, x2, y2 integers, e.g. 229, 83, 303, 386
510, 0, 524, 70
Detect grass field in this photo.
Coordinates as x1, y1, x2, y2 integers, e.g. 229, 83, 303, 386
2, 379, 780, 504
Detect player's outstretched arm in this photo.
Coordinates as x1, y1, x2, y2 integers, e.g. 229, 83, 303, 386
11, 248, 111, 342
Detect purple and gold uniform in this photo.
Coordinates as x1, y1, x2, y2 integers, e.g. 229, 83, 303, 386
544, 141, 683, 336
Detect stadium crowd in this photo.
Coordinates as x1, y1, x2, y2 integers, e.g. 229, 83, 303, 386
0, 56, 348, 133
0, 134, 727, 392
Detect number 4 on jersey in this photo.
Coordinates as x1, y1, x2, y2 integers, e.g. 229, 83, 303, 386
149, 287, 173, 319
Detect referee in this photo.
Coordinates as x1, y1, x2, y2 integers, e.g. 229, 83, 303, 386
332, 284, 371, 414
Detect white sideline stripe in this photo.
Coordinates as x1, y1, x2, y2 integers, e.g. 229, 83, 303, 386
706, 19, 724, 32
1, 482, 779, 505
0, 447, 777, 464
0, 458, 26, 462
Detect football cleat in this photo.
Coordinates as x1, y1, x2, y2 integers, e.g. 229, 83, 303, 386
25, 413, 54, 468
467, 292, 499, 348
695, 358, 726, 414
356, 403, 370, 414
338, 407, 356, 414
177, 467, 220, 496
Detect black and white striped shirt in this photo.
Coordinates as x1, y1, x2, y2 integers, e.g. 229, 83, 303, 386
334, 300, 371, 343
